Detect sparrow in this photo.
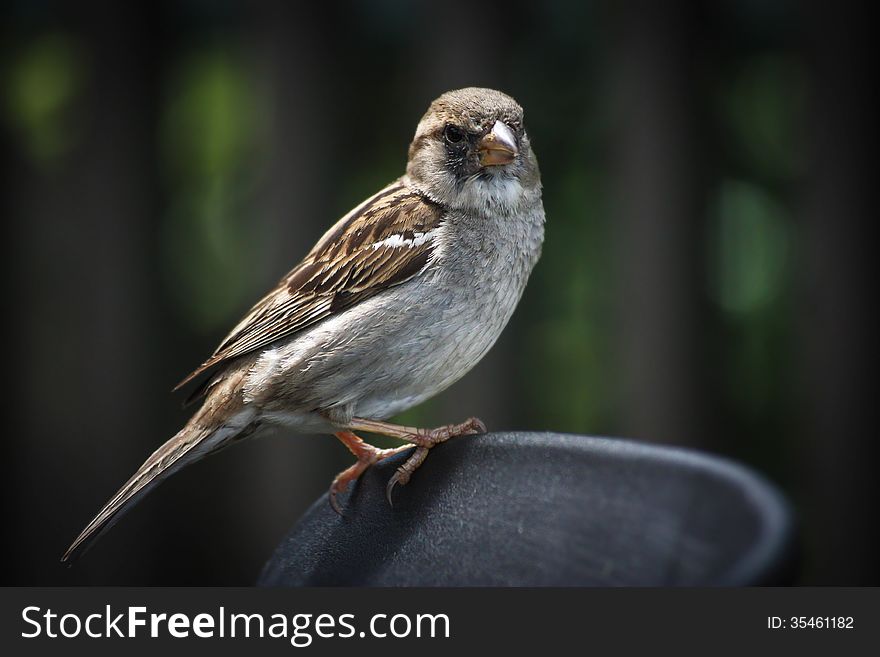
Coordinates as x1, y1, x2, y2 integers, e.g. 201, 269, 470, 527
63, 87, 545, 562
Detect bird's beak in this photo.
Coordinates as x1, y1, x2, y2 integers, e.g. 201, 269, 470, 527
478, 120, 518, 166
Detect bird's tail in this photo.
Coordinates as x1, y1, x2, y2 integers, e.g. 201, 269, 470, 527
61, 419, 236, 564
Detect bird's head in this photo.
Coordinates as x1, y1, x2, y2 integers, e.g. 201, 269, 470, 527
406, 87, 541, 216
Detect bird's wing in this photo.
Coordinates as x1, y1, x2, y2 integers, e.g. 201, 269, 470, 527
175, 179, 445, 390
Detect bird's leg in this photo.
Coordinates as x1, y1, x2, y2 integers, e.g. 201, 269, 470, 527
329, 431, 411, 515
346, 416, 488, 505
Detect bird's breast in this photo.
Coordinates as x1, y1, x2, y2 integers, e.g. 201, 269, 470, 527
249, 202, 545, 423
350, 204, 545, 416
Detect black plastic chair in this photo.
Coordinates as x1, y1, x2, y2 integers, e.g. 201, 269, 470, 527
259, 432, 796, 586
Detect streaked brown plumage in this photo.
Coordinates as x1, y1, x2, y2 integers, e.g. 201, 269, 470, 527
176, 181, 444, 391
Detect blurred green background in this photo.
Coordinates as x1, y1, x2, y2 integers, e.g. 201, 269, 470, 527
2, 1, 874, 585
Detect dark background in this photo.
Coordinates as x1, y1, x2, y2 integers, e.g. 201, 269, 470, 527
1, 0, 875, 585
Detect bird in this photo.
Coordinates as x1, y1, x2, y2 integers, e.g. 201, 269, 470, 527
62, 87, 545, 563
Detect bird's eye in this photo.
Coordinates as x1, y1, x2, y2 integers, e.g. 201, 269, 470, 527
443, 125, 465, 144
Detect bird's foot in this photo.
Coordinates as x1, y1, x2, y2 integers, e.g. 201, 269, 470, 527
414, 416, 488, 446
329, 431, 411, 515
385, 446, 430, 505
344, 416, 488, 506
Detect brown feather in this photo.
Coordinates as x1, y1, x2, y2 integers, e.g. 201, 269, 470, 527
65, 368, 251, 562
174, 179, 444, 391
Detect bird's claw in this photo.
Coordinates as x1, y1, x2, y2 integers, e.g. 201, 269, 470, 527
329, 489, 345, 516
385, 475, 397, 507
385, 468, 412, 507
463, 417, 487, 435
384, 446, 428, 507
